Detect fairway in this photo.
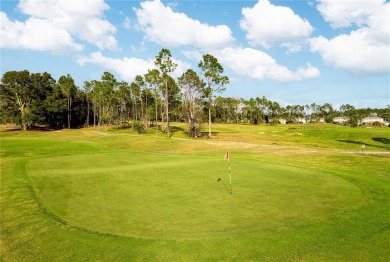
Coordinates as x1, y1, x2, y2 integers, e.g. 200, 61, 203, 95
27, 151, 362, 239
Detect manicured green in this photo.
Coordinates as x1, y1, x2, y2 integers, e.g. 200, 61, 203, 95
26, 152, 361, 239
1, 124, 389, 261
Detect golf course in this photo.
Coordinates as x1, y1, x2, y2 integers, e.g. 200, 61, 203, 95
1, 123, 389, 261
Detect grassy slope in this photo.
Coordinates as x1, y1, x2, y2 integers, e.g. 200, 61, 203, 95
1, 124, 389, 261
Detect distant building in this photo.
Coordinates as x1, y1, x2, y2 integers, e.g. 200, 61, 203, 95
361, 116, 384, 125
296, 117, 306, 124
278, 118, 287, 124
309, 117, 325, 123
333, 116, 349, 124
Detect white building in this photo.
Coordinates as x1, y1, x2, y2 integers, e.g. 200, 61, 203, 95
278, 118, 287, 124
361, 116, 384, 125
296, 117, 306, 124
333, 116, 349, 124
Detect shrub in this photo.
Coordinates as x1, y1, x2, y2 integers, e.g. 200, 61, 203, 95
270, 119, 278, 125
133, 121, 146, 134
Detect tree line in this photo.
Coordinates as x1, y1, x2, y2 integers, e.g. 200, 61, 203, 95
1, 49, 389, 136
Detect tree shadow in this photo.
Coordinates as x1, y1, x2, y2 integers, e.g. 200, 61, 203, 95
0, 128, 21, 132
337, 140, 390, 150
0, 126, 61, 132
170, 126, 185, 133
372, 137, 390, 144
168, 126, 186, 138
201, 131, 220, 138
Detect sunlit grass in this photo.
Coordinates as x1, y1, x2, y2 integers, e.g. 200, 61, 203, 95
1, 124, 389, 261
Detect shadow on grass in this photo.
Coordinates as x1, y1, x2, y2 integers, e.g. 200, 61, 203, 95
201, 131, 220, 138
372, 137, 390, 144
0, 126, 63, 132
170, 126, 185, 133
337, 139, 390, 150
217, 178, 232, 195
0, 128, 21, 132
168, 126, 186, 138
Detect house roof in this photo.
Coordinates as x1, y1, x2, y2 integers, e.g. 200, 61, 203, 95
333, 116, 349, 121
362, 116, 383, 120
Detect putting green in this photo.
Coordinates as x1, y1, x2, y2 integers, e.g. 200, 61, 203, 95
26, 152, 363, 239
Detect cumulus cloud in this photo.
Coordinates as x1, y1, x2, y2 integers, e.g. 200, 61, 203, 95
316, 0, 384, 28
0, 0, 117, 53
133, 0, 234, 48
309, 29, 389, 75
240, 0, 313, 50
218, 47, 320, 82
77, 52, 190, 82
310, 0, 390, 75
1, 12, 83, 53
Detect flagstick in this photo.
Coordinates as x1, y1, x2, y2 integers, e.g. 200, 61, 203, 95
228, 157, 232, 195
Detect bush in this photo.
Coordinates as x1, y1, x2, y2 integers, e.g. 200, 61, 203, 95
349, 118, 358, 127
270, 119, 278, 125
132, 121, 146, 134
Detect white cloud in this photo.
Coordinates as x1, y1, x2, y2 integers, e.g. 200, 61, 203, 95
0, 0, 117, 53
1, 12, 83, 53
77, 52, 190, 82
240, 0, 313, 49
123, 17, 132, 30
310, 0, 390, 75
181, 50, 203, 61
133, 0, 234, 48
218, 47, 320, 82
316, 0, 384, 28
309, 29, 389, 75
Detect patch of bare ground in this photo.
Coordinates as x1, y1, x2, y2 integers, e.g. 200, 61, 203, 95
204, 140, 321, 155
92, 131, 111, 136
341, 151, 390, 156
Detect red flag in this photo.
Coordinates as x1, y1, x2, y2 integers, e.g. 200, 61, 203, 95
224, 151, 229, 160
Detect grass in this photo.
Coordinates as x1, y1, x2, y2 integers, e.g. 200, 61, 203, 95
1, 124, 389, 261
26, 152, 362, 239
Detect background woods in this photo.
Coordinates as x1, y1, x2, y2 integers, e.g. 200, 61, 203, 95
1, 50, 389, 135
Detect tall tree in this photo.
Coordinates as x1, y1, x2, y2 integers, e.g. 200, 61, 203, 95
321, 103, 334, 123
0, 70, 55, 130
101, 72, 118, 126
178, 69, 204, 137
130, 81, 141, 121
144, 69, 161, 130
118, 81, 131, 127
198, 54, 229, 138
58, 74, 76, 129
134, 75, 147, 127
83, 81, 93, 126
30, 72, 56, 125
44, 82, 67, 128
1, 70, 32, 129
154, 49, 177, 138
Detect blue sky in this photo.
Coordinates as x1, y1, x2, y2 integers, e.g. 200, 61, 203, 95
1, 0, 389, 109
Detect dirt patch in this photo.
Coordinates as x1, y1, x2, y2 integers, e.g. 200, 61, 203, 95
341, 151, 390, 156
92, 131, 111, 136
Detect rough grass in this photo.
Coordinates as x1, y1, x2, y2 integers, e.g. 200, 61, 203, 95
1, 124, 389, 261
